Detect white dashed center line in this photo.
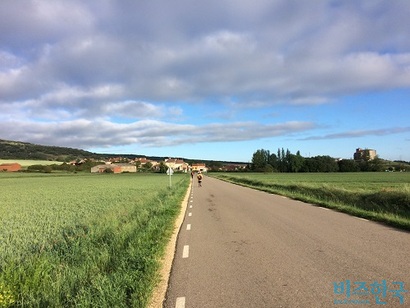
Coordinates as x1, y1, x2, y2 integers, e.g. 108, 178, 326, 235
176, 297, 186, 308
174, 190, 194, 306
182, 245, 190, 258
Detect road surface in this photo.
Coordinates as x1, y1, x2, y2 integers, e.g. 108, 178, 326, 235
163, 176, 409, 307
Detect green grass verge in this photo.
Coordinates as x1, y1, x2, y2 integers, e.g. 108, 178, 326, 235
0, 173, 190, 307
211, 173, 410, 231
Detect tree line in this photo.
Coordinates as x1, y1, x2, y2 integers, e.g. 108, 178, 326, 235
251, 148, 389, 172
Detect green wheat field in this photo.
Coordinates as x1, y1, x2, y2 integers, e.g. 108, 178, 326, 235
0, 172, 189, 307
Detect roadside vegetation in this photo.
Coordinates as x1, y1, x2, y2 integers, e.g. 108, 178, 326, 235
249, 148, 409, 173
210, 172, 410, 231
0, 172, 190, 307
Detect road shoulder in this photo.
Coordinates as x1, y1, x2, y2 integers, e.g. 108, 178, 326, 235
148, 179, 192, 308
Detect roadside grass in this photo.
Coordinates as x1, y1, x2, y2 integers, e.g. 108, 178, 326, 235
0, 173, 190, 307
210, 172, 410, 231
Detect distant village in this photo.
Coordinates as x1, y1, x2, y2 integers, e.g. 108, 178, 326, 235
0, 157, 248, 173
91, 158, 204, 174
89, 157, 248, 174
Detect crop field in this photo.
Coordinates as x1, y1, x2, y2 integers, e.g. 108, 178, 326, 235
211, 172, 410, 230
0, 172, 190, 307
213, 172, 410, 190
0, 159, 60, 167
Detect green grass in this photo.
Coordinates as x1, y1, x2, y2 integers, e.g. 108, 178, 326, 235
0, 172, 190, 307
210, 172, 410, 230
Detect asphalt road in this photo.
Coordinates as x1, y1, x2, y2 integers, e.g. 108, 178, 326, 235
163, 176, 409, 307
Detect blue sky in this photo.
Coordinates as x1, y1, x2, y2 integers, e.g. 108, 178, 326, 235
1, 1, 409, 162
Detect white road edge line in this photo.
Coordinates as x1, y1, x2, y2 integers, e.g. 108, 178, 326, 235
319, 207, 330, 211
176, 297, 186, 308
356, 217, 369, 222
182, 245, 189, 258
187, 224, 191, 230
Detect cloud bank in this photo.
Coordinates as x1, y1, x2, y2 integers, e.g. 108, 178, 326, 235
1, 0, 409, 152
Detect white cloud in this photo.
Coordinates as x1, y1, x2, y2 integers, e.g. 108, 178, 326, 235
0, 0, 409, 157
0, 119, 317, 149
2, 1, 409, 105
303, 127, 410, 140
0, 0, 94, 49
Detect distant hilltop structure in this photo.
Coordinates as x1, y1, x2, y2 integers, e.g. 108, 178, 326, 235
353, 148, 377, 161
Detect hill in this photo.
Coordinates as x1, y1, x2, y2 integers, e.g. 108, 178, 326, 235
0, 139, 247, 166
0, 139, 100, 161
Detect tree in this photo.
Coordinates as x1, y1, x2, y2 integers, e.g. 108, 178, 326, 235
268, 153, 278, 171
284, 149, 291, 172
315, 156, 339, 172
277, 148, 287, 172
280, 148, 286, 172
301, 156, 338, 172
158, 161, 168, 173
289, 151, 305, 172
300, 157, 318, 172
251, 149, 270, 171
263, 164, 274, 173
367, 156, 383, 172
135, 161, 141, 170
338, 159, 359, 172
27, 164, 45, 172
141, 162, 153, 172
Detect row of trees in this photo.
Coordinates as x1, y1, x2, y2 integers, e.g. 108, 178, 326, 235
26, 161, 172, 174
251, 148, 385, 172
26, 162, 95, 173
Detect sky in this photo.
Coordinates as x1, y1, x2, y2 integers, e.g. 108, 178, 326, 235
1, 0, 409, 163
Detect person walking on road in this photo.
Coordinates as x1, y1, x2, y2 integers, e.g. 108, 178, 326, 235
197, 171, 203, 187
